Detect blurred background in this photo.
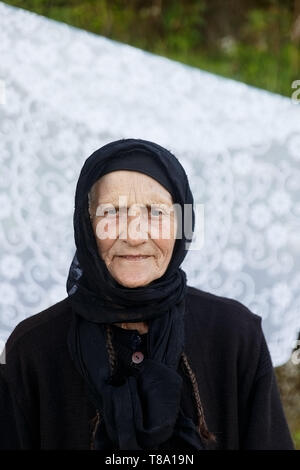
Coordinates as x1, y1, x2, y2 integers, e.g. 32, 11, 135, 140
3, 0, 300, 96
1, 0, 299, 448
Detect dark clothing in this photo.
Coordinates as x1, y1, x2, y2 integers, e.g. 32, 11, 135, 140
0, 286, 295, 450
108, 324, 149, 385
65, 138, 199, 450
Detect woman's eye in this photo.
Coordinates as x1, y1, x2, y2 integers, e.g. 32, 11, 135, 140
104, 209, 118, 216
151, 207, 164, 217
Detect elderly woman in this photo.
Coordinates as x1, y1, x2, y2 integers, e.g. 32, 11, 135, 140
0, 138, 295, 450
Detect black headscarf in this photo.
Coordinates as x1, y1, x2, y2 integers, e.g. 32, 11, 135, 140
67, 138, 205, 450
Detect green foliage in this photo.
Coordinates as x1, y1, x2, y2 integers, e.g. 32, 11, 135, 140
3, 1, 299, 96
294, 431, 300, 449
275, 361, 300, 450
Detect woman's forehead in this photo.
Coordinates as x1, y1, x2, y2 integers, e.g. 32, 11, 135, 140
94, 170, 173, 203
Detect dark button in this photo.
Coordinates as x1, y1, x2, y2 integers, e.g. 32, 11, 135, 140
130, 333, 142, 350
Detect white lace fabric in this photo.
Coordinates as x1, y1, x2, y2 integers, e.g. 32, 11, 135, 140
0, 2, 299, 366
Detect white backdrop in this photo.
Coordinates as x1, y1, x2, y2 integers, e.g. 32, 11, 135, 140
0, 1, 299, 367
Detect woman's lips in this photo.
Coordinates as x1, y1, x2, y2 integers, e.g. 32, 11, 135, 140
118, 255, 151, 261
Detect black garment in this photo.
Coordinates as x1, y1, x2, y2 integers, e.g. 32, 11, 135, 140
66, 138, 202, 450
108, 325, 149, 385
105, 325, 198, 451
0, 287, 295, 450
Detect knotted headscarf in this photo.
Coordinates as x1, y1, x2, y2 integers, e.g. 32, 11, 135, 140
67, 138, 205, 450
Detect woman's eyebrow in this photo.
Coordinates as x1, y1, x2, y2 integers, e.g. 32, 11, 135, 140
98, 199, 173, 208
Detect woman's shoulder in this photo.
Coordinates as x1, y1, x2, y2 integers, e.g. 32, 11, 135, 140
186, 285, 263, 342
185, 285, 268, 380
3, 297, 72, 360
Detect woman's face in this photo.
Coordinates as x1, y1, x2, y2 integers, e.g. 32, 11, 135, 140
89, 170, 177, 288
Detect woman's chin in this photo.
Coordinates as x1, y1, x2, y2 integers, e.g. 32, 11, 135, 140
114, 271, 152, 288
109, 257, 156, 288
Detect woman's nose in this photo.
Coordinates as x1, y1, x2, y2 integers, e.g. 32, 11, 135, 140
119, 210, 149, 244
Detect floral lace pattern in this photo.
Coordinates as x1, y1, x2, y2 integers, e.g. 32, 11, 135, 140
0, 2, 299, 366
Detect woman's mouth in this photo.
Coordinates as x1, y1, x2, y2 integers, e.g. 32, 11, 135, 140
118, 255, 151, 261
